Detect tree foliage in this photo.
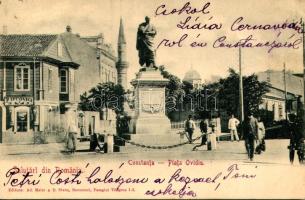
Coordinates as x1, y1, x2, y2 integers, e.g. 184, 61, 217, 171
205, 68, 270, 117
79, 82, 125, 114
159, 65, 185, 116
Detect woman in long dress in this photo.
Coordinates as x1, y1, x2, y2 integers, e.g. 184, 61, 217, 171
256, 117, 265, 154
65, 108, 79, 154
66, 131, 76, 154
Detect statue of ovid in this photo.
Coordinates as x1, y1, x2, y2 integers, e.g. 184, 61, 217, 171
136, 16, 157, 71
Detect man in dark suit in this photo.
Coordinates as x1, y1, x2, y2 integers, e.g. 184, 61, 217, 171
287, 114, 304, 164
243, 112, 258, 161
193, 118, 208, 151
90, 132, 104, 152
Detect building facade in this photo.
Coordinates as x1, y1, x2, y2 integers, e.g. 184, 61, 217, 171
0, 21, 128, 143
80, 33, 117, 88
0, 31, 79, 143
257, 70, 304, 121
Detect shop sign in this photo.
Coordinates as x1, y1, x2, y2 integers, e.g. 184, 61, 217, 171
4, 96, 34, 106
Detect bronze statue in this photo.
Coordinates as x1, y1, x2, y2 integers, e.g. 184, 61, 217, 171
136, 16, 157, 69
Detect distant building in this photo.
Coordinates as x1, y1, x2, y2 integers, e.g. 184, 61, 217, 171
80, 33, 117, 87
257, 70, 303, 121
183, 68, 203, 89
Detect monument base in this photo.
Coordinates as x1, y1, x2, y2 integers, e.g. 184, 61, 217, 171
135, 116, 171, 135
131, 69, 171, 135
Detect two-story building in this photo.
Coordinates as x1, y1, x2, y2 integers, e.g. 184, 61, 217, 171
0, 25, 123, 143
0, 27, 81, 143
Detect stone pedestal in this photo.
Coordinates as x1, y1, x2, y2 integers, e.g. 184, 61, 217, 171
131, 70, 170, 135
207, 133, 217, 150
105, 134, 114, 153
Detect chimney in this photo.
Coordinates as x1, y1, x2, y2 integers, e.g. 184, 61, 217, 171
3, 25, 7, 35
66, 25, 72, 33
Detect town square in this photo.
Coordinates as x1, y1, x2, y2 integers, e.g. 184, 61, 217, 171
0, 0, 304, 199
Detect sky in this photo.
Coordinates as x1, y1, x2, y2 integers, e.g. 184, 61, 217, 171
0, 0, 304, 87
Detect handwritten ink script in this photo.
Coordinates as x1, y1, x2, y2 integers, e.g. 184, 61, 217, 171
3, 163, 256, 199
155, 1, 303, 53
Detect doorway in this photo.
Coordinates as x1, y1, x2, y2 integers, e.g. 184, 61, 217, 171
15, 106, 30, 133
89, 116, 95, 134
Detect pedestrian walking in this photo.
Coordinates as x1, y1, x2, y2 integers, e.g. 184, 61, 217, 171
243, 112, 258, 161
185, 115, 196, 143
287, 114, 304, 164
255, 117, 266, 154
228, 114, 240, 142
193, 118, 209, 151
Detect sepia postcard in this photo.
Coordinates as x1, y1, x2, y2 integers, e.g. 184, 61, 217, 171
0, 0, 305, 199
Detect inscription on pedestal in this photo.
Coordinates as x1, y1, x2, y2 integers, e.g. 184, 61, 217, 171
140, 90, 164, 114
131, 70, 171, 134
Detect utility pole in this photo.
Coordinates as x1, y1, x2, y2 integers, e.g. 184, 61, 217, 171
283, 62, 288, 120
303, 21, 305, 104
239, 47, 244, 122
301, 19, 305, 135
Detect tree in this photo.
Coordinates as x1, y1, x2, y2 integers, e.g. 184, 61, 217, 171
159, 65, 185, 119
201, 68, 270, 117
79, 82, 125, 114
243, 72, 270, 116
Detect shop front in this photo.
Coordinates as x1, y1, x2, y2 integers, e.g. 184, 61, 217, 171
1, 96, 35, 143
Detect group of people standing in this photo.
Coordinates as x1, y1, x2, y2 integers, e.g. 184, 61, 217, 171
184, 115, 220, 151
185, 112, 305, 164
185, 113, 266, 161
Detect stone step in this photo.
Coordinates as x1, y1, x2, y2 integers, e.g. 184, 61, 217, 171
129, 134, 189, 145
77, 141, 120, 153
131, 130, 204, 143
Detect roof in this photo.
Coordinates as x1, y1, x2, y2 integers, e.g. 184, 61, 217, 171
257, 70, 303, 96
59, 32, 99, 65
0, 31, 117, 66
81, 34, 116, 60
0, 34, 57, 57
183, 68, 202, 82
